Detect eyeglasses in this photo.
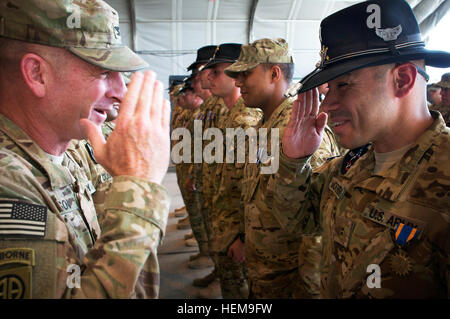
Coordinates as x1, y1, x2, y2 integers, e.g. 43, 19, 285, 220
415, 65, 429, 82
395, 63, 429, 82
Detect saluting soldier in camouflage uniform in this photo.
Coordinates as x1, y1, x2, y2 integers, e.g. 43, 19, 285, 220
431, 73, 450, 125
272, 0, 450, 298
225, 38, 339, 298
0, 0, 171, 298
202, 43, 264, 298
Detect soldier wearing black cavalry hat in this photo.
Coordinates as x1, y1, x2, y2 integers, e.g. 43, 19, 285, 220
272, 0, 450, 298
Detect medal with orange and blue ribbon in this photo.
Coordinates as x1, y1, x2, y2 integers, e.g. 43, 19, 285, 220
394, 223, 418, 246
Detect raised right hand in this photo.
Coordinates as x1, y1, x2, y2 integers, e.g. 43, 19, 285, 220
80, 71, 170, 185
282, 88, 328, 159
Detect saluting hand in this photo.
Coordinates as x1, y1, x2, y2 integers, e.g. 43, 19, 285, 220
282, 88, 328, 159
80, 71, 171, 185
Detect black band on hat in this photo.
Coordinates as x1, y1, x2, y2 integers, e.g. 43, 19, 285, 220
202, 43, 242, 70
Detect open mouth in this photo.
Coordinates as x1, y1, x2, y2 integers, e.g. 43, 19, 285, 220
94, 108, 107, 116
331, 119, 350, 133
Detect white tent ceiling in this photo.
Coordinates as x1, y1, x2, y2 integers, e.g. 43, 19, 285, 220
104, 0, 450, 97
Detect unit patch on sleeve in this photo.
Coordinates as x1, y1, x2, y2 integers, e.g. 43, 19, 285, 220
0, 201, 47, 238
0, 248, 35, 299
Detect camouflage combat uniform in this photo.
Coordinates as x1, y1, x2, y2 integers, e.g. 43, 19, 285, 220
101, 121, 116, 141
428, 105, 450, 126
210, 98, 263, 298
172, 108, 193, 203
200, 97, 230, 249
0, 115, 170, 298
270, 111, 449, 298
181, 104, 209, 255
185, 96, 230, 256
242, 98, 340, 298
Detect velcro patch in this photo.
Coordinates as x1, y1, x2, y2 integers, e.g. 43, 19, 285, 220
0, 201, 47, 238
0, 248, 35, 267
0, 265, 32, 299
329, 177, 345, 200
362, 205, 426, 238
85, 142, 98, 165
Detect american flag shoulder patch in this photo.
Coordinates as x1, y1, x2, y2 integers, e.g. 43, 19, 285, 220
0, 201, 47, 238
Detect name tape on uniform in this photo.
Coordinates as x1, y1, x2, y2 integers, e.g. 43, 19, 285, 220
362, 205, 426, 238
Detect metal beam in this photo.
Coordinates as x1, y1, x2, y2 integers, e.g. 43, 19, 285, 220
247, 0, 259, 43
420, 0, 450, 41
127, 0, 137, 51
413, 0, 444, 24
212, 0, 220, 44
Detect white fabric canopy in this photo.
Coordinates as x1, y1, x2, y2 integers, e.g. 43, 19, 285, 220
104, 0, 449, 97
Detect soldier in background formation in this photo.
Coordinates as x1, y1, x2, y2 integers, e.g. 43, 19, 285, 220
186, 46, 230, 287
427, 84, 442, 106
429, 73, 450, 125
0, 0, 170, 298
224, 38, 339, 298
202, 43, 264, 298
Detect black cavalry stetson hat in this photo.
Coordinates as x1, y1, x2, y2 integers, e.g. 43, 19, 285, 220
187, 45, 217, 71
180, 76, 193, 93
202, 43, 242, 70
287, 0, 450, 96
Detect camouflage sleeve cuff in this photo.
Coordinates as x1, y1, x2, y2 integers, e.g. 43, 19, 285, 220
279, 150, 312, 182
103, 176, 170, 236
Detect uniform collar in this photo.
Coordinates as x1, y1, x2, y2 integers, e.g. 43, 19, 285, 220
262, 97, 295, 128
345, 111, 447, 202
0, 114, 75, 189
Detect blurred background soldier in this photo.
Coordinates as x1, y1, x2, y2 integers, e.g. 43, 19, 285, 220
432, 73, 450, 125
427, 83, 442, 106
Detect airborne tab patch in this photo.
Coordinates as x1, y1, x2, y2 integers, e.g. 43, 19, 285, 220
0, 201, 47, 238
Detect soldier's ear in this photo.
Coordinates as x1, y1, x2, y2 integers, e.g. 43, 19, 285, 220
271, 65, 282, 82
20, 53, 49, 98
392, 63, 418, 98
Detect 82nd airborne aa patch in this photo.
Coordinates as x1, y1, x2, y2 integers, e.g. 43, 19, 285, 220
0, 248, 35, 299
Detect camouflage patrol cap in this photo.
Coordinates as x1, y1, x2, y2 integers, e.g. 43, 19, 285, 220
0, 0, 148, 72
224, 38, 293, 78
435, 73, 450, 89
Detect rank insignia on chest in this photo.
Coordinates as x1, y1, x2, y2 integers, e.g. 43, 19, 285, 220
85, 142, 98, 165
341, 144, 370, 174
394, 223, 418, 246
